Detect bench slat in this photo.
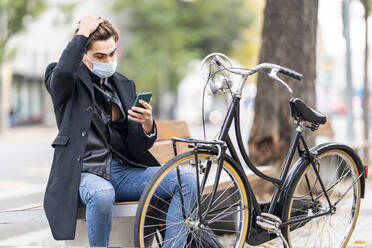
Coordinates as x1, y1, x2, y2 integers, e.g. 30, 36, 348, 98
156, 121, 190, 141
150, 142, 192, 164
77, 203, 138, 219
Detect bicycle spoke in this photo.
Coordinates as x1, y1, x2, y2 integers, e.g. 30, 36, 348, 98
205, 202, 241, 217
147, 203, 180, 221
207, 187, 239, 214
163, 228, 189, 247
185, 230, 198, 248
208, 203, 247, 224
207, 227, 241, 233
208, 181, 235, 208
325, 155, 346, 189
143, 221, 184, 239
328, 169, 351, 199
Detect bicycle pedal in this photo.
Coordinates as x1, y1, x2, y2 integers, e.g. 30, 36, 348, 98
261, 213, 282, 223
256, 214, 289, 248
256, 213, 282, 231
256, 220, 276, 231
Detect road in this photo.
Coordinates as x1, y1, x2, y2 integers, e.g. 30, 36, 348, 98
0, 124, 370, 247
0, 125, 65, 246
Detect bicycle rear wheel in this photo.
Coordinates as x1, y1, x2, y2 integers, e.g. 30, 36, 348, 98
134, 151, 250, 248
282, 147, 362, 248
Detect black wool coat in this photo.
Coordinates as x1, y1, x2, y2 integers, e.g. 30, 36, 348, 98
43, 35, 160, 240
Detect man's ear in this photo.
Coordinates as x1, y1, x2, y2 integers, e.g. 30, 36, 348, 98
82, 53, 87, 63
82, 53, 91, 70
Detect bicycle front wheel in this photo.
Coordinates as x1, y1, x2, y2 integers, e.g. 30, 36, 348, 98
134, 151, 250, 248
282, 147, 362, 248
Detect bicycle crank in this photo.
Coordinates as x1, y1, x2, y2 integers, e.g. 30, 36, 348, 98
256, 213, 289, 248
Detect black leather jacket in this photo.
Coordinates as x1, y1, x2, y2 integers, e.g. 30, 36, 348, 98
81, 69, 155, 180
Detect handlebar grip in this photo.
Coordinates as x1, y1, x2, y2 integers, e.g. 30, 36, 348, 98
278, 66, 303, 80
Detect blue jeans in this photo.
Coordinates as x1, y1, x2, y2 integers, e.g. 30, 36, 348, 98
78, 157, 197, 247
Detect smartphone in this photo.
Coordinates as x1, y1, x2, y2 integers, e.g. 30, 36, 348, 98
133, 92, 152, 108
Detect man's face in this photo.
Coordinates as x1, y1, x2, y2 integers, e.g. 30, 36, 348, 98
83, 37, 117, 69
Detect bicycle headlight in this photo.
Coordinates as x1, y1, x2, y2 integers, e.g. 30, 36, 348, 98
204, 56, 233, 95
208, 74, 233, 95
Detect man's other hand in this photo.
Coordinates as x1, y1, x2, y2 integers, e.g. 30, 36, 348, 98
128, 98, 154, 134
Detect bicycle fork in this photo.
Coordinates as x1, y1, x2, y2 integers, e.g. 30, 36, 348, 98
175, 143, 228, 226
201, 145, 227, 223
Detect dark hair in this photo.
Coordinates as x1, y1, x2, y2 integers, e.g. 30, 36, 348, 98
75, 19, 120, 51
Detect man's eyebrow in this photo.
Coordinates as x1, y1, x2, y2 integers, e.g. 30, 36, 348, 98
93, 48, 117, 56
110, 48, 117, 54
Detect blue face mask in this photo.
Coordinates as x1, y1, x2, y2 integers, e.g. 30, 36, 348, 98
86, 56, 117, 78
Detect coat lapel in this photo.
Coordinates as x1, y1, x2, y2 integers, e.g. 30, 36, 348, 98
77, 62, 95, 103
110, 73, 134, 115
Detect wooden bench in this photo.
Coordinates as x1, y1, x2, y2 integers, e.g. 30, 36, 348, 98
148, 121, 192, 164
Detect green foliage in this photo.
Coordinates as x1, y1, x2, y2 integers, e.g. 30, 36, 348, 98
0, 0, 47, 62
367, 0, 372, 14
232, 0, 264, 73
359, 0, 372, 15
111, 0, 252, 94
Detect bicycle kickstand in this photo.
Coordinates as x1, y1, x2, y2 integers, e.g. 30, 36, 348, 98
256, 213, 289, 248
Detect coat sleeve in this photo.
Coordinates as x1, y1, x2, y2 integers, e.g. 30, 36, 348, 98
129, 79, 157, 149
44, 35, 89, 106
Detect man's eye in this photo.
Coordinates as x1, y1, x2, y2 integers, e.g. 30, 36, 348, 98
96, 56, 104, 59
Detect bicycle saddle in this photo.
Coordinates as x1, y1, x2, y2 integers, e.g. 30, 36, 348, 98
289, 98, 327, 125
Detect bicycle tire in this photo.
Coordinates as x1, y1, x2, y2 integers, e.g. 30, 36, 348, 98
134, 151, 251, 248
281, 145, 362, 248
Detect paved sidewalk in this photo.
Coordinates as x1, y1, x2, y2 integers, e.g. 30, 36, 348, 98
0, 125, 58, 142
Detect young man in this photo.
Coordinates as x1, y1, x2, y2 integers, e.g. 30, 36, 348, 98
43, 16, 196, 247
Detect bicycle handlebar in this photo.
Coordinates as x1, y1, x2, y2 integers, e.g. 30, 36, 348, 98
203, 53, 303, 94
278, 66, 303, 81
213, 56, 303, 81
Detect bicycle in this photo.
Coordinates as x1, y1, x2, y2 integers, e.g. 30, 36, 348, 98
134, 53, 367, 248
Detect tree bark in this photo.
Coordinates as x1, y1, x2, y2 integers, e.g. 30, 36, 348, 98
248, 0, 318, 166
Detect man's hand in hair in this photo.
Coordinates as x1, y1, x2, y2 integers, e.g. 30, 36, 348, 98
76, 15, 103, 38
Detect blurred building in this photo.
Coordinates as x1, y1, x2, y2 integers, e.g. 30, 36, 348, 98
1, 0, 118, 131
317, 0, 372, 115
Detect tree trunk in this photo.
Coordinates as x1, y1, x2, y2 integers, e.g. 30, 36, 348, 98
248, 0, 318, 166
